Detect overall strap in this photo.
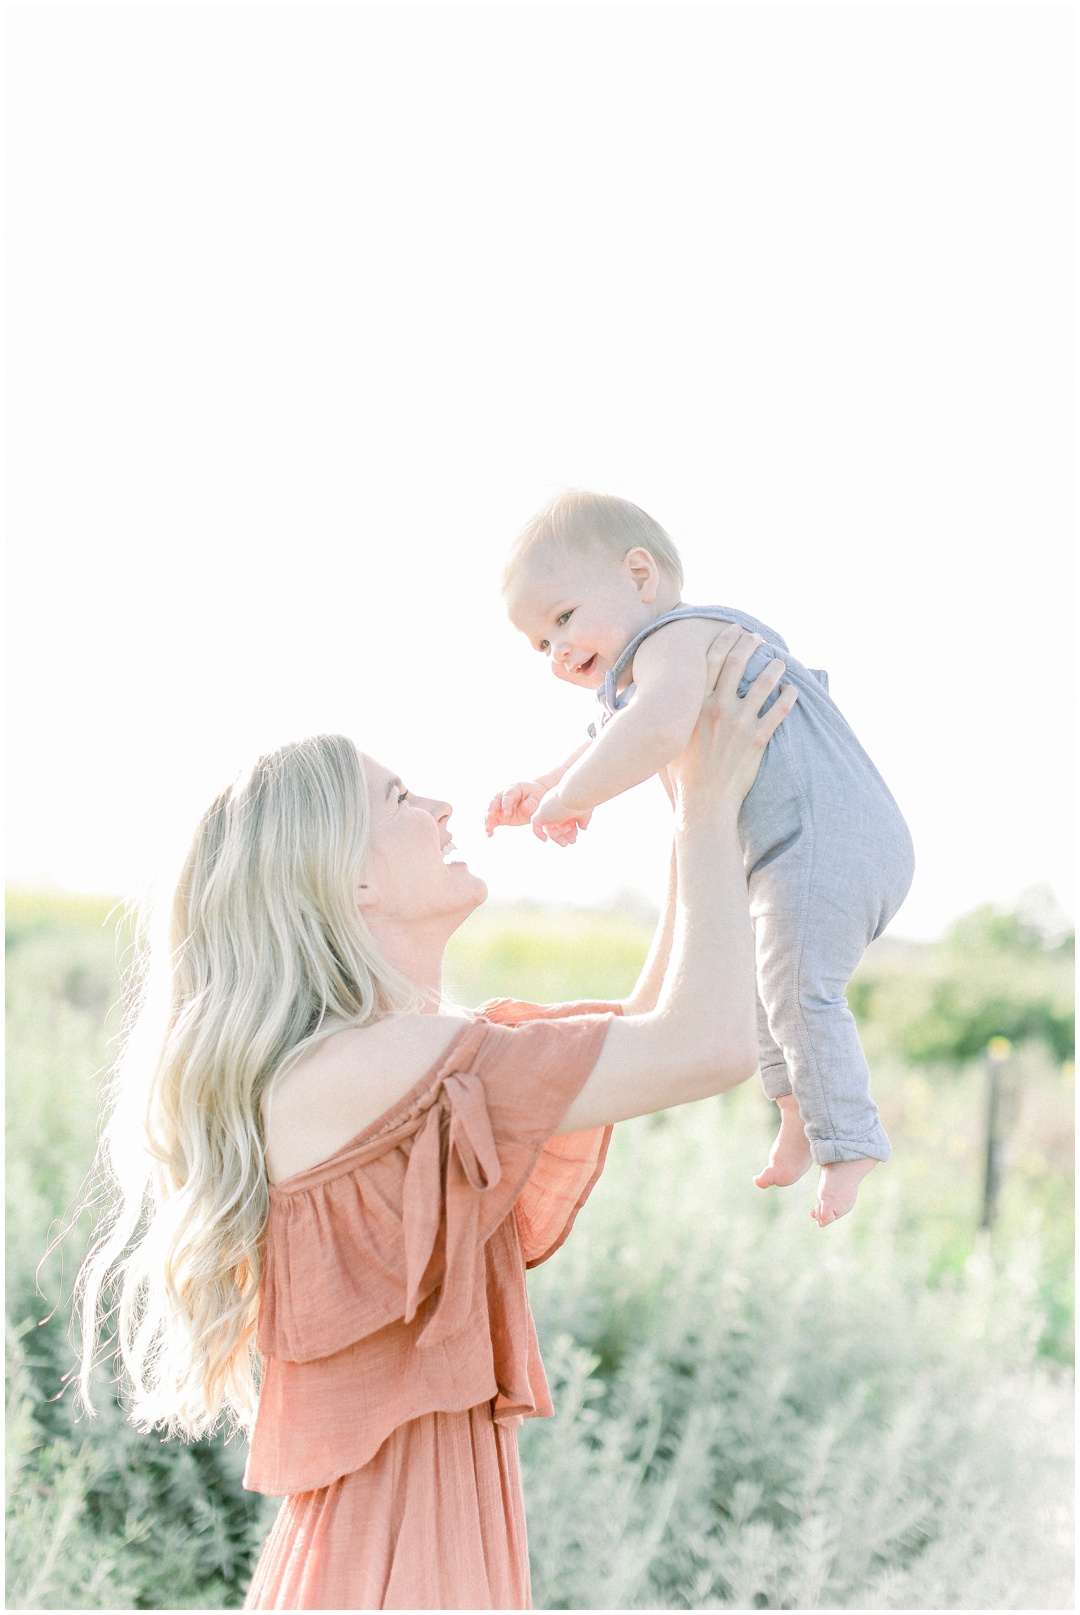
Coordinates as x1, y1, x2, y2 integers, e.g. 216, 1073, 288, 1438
599, 604, 790, 718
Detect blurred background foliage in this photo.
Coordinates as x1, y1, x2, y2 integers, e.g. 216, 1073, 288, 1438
6, 886, 1074, 1608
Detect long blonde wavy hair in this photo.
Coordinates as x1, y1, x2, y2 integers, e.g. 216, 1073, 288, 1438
75, 734, 419, 1439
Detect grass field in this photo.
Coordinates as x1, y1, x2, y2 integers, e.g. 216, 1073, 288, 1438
5, 888, 1074, 1609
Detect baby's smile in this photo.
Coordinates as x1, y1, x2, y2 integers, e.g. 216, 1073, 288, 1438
554, 649, 604, 687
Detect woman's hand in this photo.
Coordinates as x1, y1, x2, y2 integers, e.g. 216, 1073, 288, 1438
667, 626, 797, 812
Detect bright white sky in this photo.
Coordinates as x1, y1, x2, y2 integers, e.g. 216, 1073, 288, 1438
6, 4, 1074, 941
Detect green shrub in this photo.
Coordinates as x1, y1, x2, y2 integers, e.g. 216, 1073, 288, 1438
6, 900, 275, 1610
6, 889, 1074, 1609
853, 899, 1074, 1067
521, 1101, 1074, 1609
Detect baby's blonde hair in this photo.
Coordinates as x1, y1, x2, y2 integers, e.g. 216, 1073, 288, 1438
502, 490, 684, 596
74, 734, 419, 1440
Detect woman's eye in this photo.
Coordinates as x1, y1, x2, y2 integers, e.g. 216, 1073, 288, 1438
397, 789, 409, 804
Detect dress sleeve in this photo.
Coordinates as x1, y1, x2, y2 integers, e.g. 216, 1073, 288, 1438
479, 998, 623, 1267
259, 1009, 614, 1363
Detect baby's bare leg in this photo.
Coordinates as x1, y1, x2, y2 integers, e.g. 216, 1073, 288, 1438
754, 1094, 812, 1188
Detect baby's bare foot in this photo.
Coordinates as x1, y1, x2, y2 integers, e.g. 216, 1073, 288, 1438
754, 1096, 812, 1189
811, 1157, 878, 1227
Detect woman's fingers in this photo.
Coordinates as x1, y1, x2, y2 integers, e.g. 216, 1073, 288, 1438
759, 680, 798, 740
740, 655, 787, 717
701, 623, 751, 695
708, 628, 766, 703
740, 657, 798, 734
684, 634, 799, 796
712, 640, 798, 736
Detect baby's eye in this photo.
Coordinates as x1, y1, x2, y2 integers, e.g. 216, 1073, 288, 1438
538, 639, 550, 653
556, 610, 573, 626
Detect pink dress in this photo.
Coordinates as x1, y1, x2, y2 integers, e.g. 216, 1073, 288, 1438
242, 998, 617, 1610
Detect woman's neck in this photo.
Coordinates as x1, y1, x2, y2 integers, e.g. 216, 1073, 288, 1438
366, 915, 452, 1012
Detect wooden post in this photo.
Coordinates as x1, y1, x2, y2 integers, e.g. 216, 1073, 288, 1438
980, 1036, 1013, 1229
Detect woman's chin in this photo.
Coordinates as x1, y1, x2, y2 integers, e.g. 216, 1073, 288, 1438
466, 873, 489, 908
447, 865, 488, 913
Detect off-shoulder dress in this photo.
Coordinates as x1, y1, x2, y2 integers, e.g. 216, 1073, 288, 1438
242, 997, 618, 1611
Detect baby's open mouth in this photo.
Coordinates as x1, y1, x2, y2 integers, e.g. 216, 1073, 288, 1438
577, 654, 598, 675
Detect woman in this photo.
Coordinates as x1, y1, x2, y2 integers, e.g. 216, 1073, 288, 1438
76, 626, 795, 1610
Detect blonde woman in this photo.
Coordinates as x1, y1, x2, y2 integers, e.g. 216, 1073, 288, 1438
77, 626, 795, 1610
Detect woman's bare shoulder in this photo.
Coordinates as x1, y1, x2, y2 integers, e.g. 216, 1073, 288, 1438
264, 1011, 475, 1185
321, 1011, 475, 1073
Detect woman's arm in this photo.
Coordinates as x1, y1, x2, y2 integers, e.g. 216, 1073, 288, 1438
620, 838, 676, 1016
557, 626, 795, 1133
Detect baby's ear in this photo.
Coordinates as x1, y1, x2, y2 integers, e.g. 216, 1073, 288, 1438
624, 546, 660, 602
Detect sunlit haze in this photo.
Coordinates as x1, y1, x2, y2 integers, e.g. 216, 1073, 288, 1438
6, 6, 1073, 940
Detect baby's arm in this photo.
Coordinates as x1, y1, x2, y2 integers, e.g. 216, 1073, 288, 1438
485, 742, 591, 835
533, 622, 723, 831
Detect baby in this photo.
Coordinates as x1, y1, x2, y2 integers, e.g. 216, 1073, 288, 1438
486, 491, 915, 1226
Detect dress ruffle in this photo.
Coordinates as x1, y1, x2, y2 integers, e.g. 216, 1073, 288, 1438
245, 1002, 617, 1496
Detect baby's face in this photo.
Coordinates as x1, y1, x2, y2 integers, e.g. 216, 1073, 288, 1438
506, 544, 656, 690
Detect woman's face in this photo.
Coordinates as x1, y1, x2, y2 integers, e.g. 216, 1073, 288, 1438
359, 756, 487, 928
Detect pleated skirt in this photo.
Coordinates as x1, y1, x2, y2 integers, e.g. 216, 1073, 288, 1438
242, 1404, 530, 1611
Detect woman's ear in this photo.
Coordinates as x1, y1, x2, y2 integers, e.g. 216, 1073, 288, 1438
624, 546, 660, 604
356, 878, 379, 915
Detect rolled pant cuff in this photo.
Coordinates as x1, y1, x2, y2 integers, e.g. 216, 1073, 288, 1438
759, 1068, 793, 1102
810, 1130, 892, 1167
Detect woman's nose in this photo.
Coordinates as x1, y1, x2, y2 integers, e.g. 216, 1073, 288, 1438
420, 794, 451, 825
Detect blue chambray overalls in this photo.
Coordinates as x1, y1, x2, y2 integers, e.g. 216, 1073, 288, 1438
599, 605, 915, 1165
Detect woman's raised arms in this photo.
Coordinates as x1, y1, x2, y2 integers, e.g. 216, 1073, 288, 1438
263, 628, 794, 1181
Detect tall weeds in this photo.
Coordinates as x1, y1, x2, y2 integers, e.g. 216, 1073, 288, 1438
6, 893, 1074, 1608
521, 1101, 1073, 1608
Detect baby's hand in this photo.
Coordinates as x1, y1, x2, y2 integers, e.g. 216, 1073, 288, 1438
531, 789, 593, 847
485, 782, 546, 836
